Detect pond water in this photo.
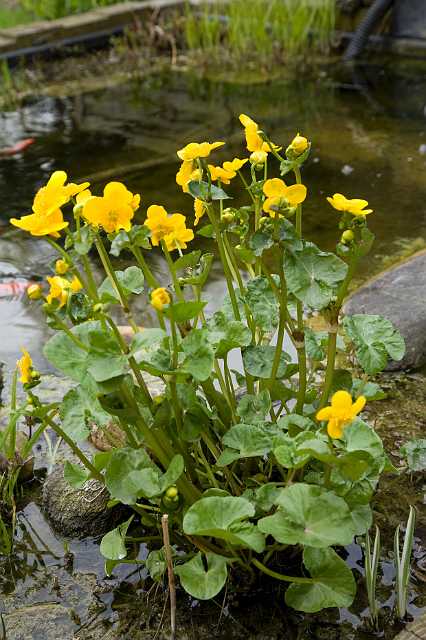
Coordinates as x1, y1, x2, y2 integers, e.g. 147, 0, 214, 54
0, 58, 426, 639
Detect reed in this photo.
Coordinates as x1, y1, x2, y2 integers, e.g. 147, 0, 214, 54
394, 505, 416, 619
185, 0, 336, 62
365, 525, 381, 629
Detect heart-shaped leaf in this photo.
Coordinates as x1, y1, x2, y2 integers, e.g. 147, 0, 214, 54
183, 496, 265, 552
343, 314, 405, 375
285, 547, 356, 612
258, 483, 356, 547
175, 552, 228, 600
284, 242, 347, 310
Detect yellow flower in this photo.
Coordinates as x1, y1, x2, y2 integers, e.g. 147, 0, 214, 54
327, 193, 373, 217
151, 287, 171, 311
288, 133, 309, 156
145, 205, 194, 251
239, 114, 280, 154
82, 182, 140, 233
316, 390, 366, 439
46, 275, 81, 307
208, 164, 235, 184
176, 161, 202, 193
70, 275, 83, 293
33, 171, 90, 216
55, 259, 69, 275
194, 198, 207, 226
263, 178, 307, 216
222, 158, 248, 173
177, 141, 225, 162
11, 208, 69, 237
17, 348, 32, 384
11, 171, 90, 237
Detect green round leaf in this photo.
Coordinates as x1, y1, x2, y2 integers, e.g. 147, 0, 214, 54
183, 496, 264, 552
175, 552, 228, 600
243, 345, 290, 379
284, 242, 348, 310
343, 314, 405, 375
285, 547, 356, 612
258, 483, 357, 547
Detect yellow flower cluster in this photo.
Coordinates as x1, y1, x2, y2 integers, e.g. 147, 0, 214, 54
17, 348, 32, 384
11, 171, 89, 237
316, 390, 366, 439
145, 205, 194, 251
46, 275, 82, 308
176, 140, 225, 194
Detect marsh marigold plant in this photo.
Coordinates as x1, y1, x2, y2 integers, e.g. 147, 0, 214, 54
7, 115, 405, 614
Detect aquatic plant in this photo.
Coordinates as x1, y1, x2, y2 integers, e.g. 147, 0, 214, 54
7, 115, 407, 614
20, 0, 123, 21
394, 505, 416, 620
364, 525, 381, 629
185, 0, 336, 63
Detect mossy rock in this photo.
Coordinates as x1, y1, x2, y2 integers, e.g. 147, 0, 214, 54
42, 465, 124, 538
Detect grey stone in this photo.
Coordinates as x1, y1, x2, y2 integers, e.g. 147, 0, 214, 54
42, 466, 123, 538
344, 251, 426, 370
3, 603, 74, 640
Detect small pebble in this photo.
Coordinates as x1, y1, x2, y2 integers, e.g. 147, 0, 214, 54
419, 144, 426, 155
341, 164, 354, 176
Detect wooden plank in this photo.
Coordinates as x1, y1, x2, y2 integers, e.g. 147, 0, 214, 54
395, 613, 426, 639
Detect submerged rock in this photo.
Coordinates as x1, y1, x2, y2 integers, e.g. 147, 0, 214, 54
344, 251, 426, 370
42, 466, 121, 538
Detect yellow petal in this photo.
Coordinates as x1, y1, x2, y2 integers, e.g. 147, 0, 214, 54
104, 181, 133, 204
316, 406, 332, 421
331, 390, 353, 412
284, 184, 307, 205
327, 419, 344, 439
239, 114, 258, 128
47, 170, 67, 188
351, 395, 366, 417
263, 178, 286, 198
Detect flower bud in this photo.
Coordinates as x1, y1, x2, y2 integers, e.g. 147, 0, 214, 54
165, 486, 178, 500
31, 370, 40, 380
55, 259, 69, 275
93, 303, 104, 314
259, 216, 270, 227
341, 229, 355, 244
151, 287, 171, 312
287, 133, 308, 157
249, 150, 267, 168
73, 203, 84, 216
221, 211, 234, 224
27, 284, 43, 300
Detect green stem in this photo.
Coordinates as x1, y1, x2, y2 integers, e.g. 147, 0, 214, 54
43, 412, 103, 482
95, 236, 139, 333
292, 165, 307, 413
52, 316, 89, 351
104, 315, 152, 406
206, 205, 240, 321
162, 241, 184, 301
252, 558, 312, 584
132, 245, 160, 289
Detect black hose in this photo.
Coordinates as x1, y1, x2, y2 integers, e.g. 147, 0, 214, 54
343, 0, 394, 60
